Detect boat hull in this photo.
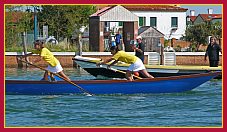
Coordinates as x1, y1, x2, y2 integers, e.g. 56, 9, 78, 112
6, 72, 220, 95
73, 56, 222, 79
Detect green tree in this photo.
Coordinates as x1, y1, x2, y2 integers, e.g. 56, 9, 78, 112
5, 5, 33, 50
38, 5, 96, 44
209, 21, 222, 40
183, 21, 222, 51
184, 23, 208, 51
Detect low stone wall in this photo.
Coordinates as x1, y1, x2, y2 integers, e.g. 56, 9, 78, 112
5, 55, 75, 68
5, 52, 222, 68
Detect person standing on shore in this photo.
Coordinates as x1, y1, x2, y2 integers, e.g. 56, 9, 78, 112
204, 36, 222, 67
115, 30, 124, 51
131, 36, 145, 63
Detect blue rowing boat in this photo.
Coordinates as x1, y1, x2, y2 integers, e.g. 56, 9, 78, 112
5, 72, 220, 95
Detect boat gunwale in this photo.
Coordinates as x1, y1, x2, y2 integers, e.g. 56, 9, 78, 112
6, 72, 221, 84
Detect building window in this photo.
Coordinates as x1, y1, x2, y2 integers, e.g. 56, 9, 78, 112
150, 17, 157, 28
139, 17, 146, 26
171, 17, 178, 27
105, 22, 110, 27
119, 22, 123, 26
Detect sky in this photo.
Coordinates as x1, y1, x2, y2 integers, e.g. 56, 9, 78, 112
15, 5, 222, 15
180, 5, 222, 16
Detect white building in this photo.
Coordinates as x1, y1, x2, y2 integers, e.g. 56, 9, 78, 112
98, 5, 188, 40
125, 5, 188, 40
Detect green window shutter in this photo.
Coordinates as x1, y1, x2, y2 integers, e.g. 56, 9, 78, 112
139, 17, 144, 26
139, 17, 146, 26
119, 22, 123, 26
171, 17, 178, 27
150, 17, 157, 27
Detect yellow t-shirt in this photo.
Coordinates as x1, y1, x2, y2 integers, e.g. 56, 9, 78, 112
32, 48, 60, 67
112, 51, 137, 64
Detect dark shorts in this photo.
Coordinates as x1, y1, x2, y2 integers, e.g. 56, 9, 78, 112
116, 42, 121, 46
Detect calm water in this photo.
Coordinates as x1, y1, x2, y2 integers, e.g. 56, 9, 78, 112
5, 68, 222, 127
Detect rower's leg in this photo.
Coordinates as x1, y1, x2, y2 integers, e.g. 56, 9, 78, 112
43, 71, 49, 81
50, 73, 56, 82
126, 70, 133, 81
58, 71, 71, 81
139, 69, 154, 78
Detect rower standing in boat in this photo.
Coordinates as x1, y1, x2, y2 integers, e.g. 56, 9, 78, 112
97, 46, 154, 81
22, 40, 70, 81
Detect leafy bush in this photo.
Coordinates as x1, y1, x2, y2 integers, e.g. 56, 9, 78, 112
174, 45, 181, 52
5, 42, 83, 52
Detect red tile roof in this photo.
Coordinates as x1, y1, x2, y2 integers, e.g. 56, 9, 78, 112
188, 16, 197, 22
91, 6, 114, 17
199, 14, 222, 21
96, 5, 188, 12
123, 5, 188, 12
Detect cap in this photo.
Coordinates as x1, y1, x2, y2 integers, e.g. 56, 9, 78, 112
136, 36, 142, 40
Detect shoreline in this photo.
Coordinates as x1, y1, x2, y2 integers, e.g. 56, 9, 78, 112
5, 52, 222, 68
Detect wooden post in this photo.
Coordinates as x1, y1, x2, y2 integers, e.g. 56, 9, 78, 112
16, 56, 23, 68
79, 34, 82, 56
22, 32, 29, 67
73, 34, 82, 68
160, 44, 164, 65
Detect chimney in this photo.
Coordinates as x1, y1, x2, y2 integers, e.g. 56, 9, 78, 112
208, 8, 213, 14
190, 10, 195, 16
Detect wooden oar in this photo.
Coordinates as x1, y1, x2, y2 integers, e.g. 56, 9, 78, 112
109, 67, 143, 79
19, 58, 94, 96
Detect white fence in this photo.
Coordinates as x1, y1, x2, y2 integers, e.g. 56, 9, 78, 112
148, 52, 160, 65
164, 52, 176, 66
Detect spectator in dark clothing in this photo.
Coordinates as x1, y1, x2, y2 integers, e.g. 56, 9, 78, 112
133, 36, 145, 63
205, 36, 222, 67
115, 31, 124, 51
115, 33, 122, 46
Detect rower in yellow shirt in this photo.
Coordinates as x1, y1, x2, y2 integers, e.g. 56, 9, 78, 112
97, 46, 154, 81
24, 40, 70, 81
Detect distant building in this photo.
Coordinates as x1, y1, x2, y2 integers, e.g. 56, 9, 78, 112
96, 5, 188, 40
90, 5, 188, 52
186, 8, 222, 25
89, 5, 138, 52
123, 5, 188, 40
194, 14, 222, 24
186, 10, 197, 25
138, 26, 164, 52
